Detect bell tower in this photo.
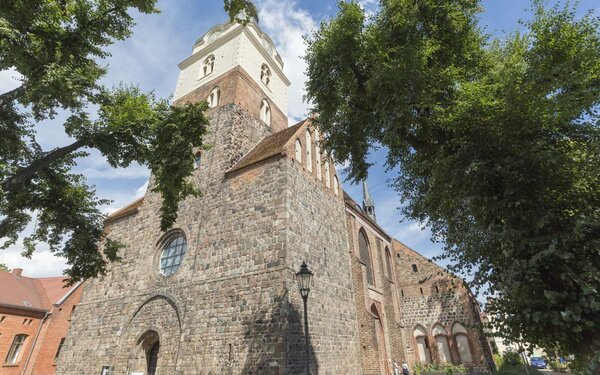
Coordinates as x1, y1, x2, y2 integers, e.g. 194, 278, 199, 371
173, 18, 290, 132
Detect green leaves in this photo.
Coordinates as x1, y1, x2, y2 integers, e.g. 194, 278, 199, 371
305, 0, 600, 362
0, 1, 209, 283
223, 0, 259, 24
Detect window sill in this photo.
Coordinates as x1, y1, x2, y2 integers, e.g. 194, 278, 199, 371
3, 364, 20, 367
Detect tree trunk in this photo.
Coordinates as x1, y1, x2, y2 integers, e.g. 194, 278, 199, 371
1, 139, 86, 193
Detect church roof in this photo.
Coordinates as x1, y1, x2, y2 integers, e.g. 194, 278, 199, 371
105, 197, 144, 223
227, 120, 306, 174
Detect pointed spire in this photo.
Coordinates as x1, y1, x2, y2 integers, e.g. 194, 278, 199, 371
362, 180, 376, 222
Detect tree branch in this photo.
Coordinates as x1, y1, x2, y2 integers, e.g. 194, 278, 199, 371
1, 139, 87, 193
0, 85, 26, 107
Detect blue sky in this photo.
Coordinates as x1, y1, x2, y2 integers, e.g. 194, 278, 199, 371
0, 0, 597, 278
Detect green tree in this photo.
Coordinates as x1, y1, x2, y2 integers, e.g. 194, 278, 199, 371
305, 0, 599, 363
0, 1, 209, 283
0, 262, 9, 272
223, 0, 259, 24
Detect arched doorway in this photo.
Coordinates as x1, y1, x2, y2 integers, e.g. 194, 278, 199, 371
147, 341, 160, 375
371, 304, 390, 375
135, 330, 160, 375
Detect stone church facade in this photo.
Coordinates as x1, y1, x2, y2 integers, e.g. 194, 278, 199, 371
56, 18, 493, 375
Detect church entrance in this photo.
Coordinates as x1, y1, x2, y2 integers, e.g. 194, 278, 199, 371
371, 304, 390, 375
147, 341, 159, 375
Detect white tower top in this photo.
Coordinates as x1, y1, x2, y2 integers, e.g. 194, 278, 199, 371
173, 20, 290, 116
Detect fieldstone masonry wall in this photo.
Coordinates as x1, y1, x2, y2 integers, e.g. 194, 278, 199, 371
57, 104, 364, 375
393, 240, 492, 372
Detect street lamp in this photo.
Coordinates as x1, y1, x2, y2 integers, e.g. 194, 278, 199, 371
296, 261, 313, 375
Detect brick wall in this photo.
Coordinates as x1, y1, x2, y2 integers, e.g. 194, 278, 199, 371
174, 65, 288, 133
345, 209, 408, 375
27, 285, 83, 375
0, 307, 44, 375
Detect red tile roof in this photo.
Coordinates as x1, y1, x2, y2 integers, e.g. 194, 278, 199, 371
227, 120, 306, 173
0, 270, 74, 312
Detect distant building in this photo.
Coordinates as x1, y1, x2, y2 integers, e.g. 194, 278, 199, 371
0, 268, 82, 375
57, 15, 493, 375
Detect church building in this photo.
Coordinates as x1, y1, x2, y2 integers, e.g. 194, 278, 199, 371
56, 15, 493, 375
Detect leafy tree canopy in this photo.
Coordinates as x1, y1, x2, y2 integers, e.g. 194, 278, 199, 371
0, 0, 209, 283
305, 0, 600, 363
224, 0, 259, 24
0, 262, 8, 272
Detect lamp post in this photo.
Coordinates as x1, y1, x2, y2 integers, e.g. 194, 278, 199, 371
296, 261, 313, 375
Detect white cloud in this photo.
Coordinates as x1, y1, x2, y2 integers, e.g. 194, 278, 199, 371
0, 68, 23, 94
0, 245, 68, 278
257, 0, 318, 123
0, 218, 68, 278
135, 180, 149, 199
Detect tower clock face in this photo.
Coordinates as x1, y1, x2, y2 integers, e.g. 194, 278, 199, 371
207, 30, 221, 43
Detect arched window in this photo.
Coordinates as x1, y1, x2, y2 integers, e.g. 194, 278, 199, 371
260, 99, 271, 126
6, 334, 28, 364
315, 130, 322, 180
202, 55, 215, 77
295, 139, 302, 162
384, 247, 392, 279
324, 161, 331, 188
159, 234, 187, 276
433, 324, 451, 363
207, 86, 220, 108
452, 323, 473, 363
358, 229, 374, 286
305, 131, 313, 172
413, 326, 432, 364
333, 175, 339, 195
194, 152, 202, 169
260, 64, 271, 88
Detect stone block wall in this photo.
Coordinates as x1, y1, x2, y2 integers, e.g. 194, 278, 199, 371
57, 104, 292, 374
392, 240, 492, 372
57, 106, 363, 375
283, 149, 362, 375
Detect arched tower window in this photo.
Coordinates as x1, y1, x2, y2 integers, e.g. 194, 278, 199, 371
207, 87, 220, 108
159, 233, 187, 276
384, 247, 392, 279
414, 326, 432, 364
202, 55, 215, 77
295, 139, 302, 162
452, 323, 473, 363
315, 130, 322, 180
305, 131, 313, 172
260, 99, 271, 126
358, 229, 374, 286
324, 161, 331, 188
433, 324, 451, 363
260, 64, 272, 88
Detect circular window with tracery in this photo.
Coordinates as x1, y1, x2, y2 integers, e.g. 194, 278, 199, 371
159, 234, 187, 276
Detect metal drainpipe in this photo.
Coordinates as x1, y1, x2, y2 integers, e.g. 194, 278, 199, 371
21, 311, 50, 375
